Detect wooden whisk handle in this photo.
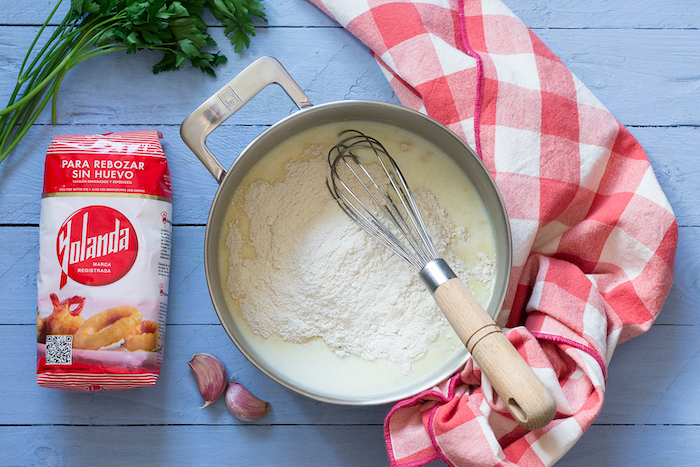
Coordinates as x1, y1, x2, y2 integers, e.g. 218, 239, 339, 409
425, 269, 556, 431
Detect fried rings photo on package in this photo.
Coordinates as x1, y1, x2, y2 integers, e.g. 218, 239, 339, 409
73, 306, 142, 350
122, 321, 159, 352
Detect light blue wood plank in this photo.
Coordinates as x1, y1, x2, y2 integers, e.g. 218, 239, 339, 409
0, 227, 39, 324
0, 0, 336, 27
558, 425, 700, 466
0, 425, 393, 466
0, 425, 697, 466
599, 323, 700, 425
656, 226, 700, 326
0, 324, 393, 425
1, 27, 699, 128
506, 0, 700, 29
2, 224, 694, 328
1, 322, 696, 426
4, 0, 700, 30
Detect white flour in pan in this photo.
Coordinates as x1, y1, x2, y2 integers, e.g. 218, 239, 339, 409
226, 145, 493, 374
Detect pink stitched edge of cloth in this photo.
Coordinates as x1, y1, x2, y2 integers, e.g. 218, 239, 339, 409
306, 1, 678, 466
456, 0, 484, 159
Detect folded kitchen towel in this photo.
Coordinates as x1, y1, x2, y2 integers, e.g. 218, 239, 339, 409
307, 0, 678, 465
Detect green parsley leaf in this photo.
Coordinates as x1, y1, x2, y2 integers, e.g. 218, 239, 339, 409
0, 0, 266, 163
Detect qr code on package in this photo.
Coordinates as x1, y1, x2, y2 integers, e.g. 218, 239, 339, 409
46, 335, 73, 365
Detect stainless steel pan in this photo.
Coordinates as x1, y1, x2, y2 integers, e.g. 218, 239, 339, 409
180, 57, 512, 405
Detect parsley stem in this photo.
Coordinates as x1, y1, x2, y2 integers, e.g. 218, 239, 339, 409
1, 0, 266, 163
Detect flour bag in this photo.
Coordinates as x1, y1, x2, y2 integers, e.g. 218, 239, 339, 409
36, 131, 173, 391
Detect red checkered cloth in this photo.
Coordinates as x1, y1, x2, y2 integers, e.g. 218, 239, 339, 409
308, 0, 678, 466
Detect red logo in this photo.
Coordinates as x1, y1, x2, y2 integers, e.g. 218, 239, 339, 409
56, 206, 138, 288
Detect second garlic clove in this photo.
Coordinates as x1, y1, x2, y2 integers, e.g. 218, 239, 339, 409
226, 380, 270, 421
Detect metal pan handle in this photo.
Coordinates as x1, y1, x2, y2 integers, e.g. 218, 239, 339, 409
180, 56, 313, 183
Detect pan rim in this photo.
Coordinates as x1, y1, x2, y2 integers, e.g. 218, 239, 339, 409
203, 100, 513, 405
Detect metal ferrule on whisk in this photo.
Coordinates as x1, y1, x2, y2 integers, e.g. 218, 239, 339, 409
419, 258, 457, 294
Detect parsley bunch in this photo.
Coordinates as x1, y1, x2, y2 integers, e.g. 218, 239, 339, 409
0, 0, 265, 163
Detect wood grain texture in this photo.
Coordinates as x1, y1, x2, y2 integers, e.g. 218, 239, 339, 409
1, 28, 697, 127
2, 424, 697, 466
507, 0, 700, 29
0, 425, 392, 466
0, 0, 697, 465
4, 0, 700, 29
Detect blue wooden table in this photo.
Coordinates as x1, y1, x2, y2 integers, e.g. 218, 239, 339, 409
1, 1, 698, 465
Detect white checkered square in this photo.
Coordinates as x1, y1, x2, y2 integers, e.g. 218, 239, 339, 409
480, 0, 518, 17
599, 226, 654, 281
637, 166, 674, 213
582, 299, 607, 355
530, 418, 583, 466
509, 217, 540, 266
579, 142, 611, 192
458, 117, 477, 150
332, 0, 370, 26
430, 34, 478, 76
387, 34, 444, 83
490, 52, 541, 91
493, 125, 541, 176
532, 220, 567, 255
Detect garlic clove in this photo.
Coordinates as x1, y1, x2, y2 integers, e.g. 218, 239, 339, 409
189, 353, 227, 409
226, 380, 270, 422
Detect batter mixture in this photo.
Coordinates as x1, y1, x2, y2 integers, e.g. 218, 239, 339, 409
220, 122, 497, 398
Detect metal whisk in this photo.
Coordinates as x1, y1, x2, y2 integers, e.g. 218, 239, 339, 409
327, 130, 555, 431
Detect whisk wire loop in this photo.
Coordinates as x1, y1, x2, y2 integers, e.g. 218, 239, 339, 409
328, 174, 421, 267
383, 154, 439, 260
327, 130, 439, 271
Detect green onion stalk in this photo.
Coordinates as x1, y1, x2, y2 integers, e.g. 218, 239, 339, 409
0, 0, 265, 164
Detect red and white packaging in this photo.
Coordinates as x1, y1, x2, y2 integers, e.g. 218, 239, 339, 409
36, 131, 173, 391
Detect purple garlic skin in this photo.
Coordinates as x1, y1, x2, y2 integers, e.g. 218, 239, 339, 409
226, 380, 270, 421
189, 353, 227, 409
